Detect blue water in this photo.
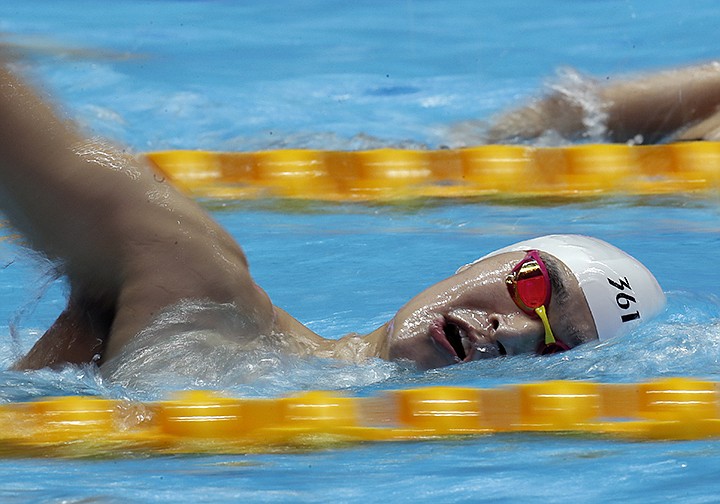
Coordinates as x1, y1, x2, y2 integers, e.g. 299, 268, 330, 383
1, 1, 720, 502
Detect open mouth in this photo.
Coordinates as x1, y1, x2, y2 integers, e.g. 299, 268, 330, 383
430, 316, 506, 362
443, 322, 468, 360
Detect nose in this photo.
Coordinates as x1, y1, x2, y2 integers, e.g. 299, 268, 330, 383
488, 312, 544, 355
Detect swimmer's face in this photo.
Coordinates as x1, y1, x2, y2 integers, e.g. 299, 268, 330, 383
384, 252, 598, 369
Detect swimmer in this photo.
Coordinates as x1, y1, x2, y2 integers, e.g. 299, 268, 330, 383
0, 56, 665, 372
485, 62, 720, 144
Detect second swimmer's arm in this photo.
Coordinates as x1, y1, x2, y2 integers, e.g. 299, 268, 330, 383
486, 63, 720, 144
602, 63, 720, 142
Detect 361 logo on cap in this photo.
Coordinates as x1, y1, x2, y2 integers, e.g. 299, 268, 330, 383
607, 276, 641, 323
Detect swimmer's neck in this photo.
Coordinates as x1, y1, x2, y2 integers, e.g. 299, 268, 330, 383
272, 306, 390, 362
331, 324, 390, 362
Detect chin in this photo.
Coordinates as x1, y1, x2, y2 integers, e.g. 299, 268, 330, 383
387, 338, 455, 370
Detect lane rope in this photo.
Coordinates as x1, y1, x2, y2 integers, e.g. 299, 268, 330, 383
3, 378, 720, 457
10, 144, 716, 456
146, 142, 720, 200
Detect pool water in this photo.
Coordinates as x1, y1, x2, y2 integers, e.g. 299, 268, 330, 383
1, 1, 720, 502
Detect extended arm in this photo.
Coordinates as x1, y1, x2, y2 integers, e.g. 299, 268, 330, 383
0, 58, 275, 367
486, 62, 720, 144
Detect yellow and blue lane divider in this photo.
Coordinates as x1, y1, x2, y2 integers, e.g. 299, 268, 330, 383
146, 142, 720, 201
3, 378, 720, 458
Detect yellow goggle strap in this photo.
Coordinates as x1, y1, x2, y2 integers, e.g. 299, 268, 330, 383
534, 305, 557, 346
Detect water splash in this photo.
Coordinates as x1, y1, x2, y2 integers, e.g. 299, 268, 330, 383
444, 67, 611, 147
102, 328, 400, 400
100, 300, 400, 400
1, 291, 718, 402
546, 67, 609, 143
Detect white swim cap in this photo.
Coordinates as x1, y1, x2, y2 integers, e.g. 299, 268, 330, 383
477, 234, 665, 342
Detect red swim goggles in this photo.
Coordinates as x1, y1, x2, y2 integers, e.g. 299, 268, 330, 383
505, 250, 570, 355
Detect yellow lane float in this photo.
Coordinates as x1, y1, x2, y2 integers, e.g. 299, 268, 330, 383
146, 142, 720, 201
2, 378, 720, 458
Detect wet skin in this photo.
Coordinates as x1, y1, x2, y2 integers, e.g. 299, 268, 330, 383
486, 62, 720, 144
3, 53, 662, 372
0, 57, 599, 371
376, 252, 599, 369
